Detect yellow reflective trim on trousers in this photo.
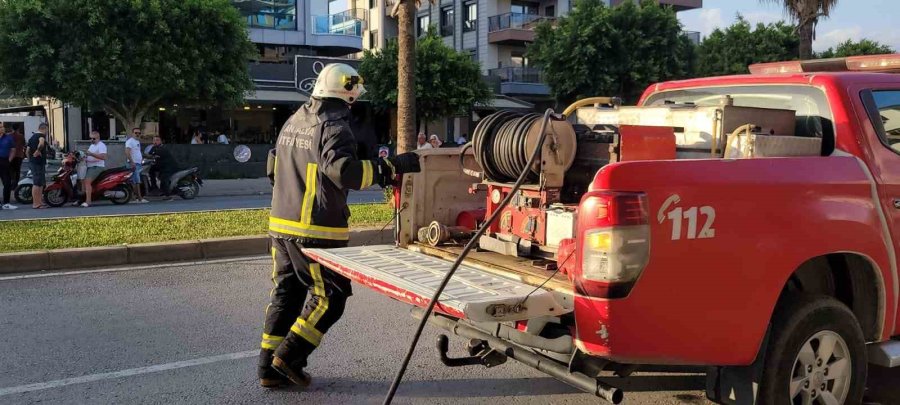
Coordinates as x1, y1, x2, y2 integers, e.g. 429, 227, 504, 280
268, 224, 350, 241
307, 264, 329, 326
360, 160, 373, 189
260, 333, 285, 350
290, 319, 323, 346
300, 163, 318, 225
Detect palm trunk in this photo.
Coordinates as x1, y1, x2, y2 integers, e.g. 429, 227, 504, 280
798, 21, 814, 60
396, 0, 417, 154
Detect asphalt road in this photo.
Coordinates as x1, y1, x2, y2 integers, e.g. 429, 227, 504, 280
0, 259, 896, 405
0, 189, 384, 221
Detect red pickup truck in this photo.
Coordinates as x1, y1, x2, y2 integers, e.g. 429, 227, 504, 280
305, 54, 900, 404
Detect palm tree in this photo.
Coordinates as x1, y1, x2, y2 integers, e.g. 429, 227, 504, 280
763, 0, 838, 59
390, 0, 434, 153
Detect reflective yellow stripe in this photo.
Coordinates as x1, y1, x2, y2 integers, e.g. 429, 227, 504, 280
307, 264, 329, 326
360, 160, 373, 189
300, 163, 318, 225
290, 319, 323, 346
268, 223, 350, 241
269, 217, 348, 234
382, 157, 396, 178
260, 333, 285, 349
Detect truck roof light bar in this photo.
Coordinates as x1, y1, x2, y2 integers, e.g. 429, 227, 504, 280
749, 53, 900, 75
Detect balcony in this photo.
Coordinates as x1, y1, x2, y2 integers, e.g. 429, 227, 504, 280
488, 67, 550, 96
309, 8, 368, 55
487, 13, 555, 45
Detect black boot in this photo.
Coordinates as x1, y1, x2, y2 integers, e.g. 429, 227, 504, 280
258, 349, 290, 388
271, 338, 313, 388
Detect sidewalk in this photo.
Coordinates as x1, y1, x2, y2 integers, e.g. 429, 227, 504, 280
202, 177, 272, 197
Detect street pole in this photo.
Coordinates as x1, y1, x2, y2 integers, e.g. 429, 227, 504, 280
395, 0, 417, 154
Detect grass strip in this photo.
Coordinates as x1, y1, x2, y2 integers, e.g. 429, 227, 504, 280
0, 204, 394, 253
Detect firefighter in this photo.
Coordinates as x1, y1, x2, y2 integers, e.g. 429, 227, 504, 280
259, 63, 420, 388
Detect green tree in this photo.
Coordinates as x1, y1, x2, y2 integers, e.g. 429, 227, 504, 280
696, 16, 799, 76
818, 39, 895, 58
359, 29, 491, 132
528, 0, 693, 104
762, 0, 838, 59
0, 0, 254, 131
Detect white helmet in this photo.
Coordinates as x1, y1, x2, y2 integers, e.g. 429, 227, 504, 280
311, 63, 366, 104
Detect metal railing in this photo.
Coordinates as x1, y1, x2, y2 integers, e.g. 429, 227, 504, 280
487, 12, 555, 32
312, 8, 368, 37
488, 67, 544, 83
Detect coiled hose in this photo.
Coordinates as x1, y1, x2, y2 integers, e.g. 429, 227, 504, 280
382, 108, 558, 404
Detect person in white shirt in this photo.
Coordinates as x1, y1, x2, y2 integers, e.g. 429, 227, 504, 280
455, 133, 467, 145
125, 128, 148, 203
81, 130, 107, 207
415, 132, 432, 150
217, 131, 229, 144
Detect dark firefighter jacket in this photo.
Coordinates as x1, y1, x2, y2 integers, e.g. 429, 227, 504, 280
269, 98, 378, 246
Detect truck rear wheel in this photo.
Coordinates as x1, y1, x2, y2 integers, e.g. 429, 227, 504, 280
758, 294, 866, 405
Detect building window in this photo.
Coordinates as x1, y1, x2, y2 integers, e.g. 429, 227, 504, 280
417, 14, 430, 37
440, 7, 454, 37
511, 51, 528, 67
467, 49, 477, 62
368, 30, 378, 48
545, 5, 555, 17
463, 2, 477, 32
511, 1, 539, 15
233, 0, 297, 31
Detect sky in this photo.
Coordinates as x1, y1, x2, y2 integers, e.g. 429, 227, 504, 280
677, 0, 900, 52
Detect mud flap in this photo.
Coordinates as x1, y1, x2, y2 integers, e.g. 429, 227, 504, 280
706, 329, 770, 405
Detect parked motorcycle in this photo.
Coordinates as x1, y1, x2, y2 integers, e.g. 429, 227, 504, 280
42, 152, 134, 207
14, 170, 33, 205
142, 157, 203, 200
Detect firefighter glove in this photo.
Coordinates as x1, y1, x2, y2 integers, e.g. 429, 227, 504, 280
376, 152, 421, 187
266, 148, 276, 186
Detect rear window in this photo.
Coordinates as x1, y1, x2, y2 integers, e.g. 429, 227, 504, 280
644, 85, 835, 153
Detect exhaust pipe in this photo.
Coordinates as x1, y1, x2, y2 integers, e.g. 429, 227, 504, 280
104, 190, 126, 199
412, 308, 623, 404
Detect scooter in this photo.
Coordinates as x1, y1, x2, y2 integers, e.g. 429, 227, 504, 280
142, 157, 203, 200
42, 152, 134, 207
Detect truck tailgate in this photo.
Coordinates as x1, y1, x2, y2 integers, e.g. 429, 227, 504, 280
304, 245, 573, 322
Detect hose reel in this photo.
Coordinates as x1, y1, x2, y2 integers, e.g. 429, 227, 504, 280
468, 111, 577, 187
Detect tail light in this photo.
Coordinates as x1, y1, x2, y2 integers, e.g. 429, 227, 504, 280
574, 191, 650, 298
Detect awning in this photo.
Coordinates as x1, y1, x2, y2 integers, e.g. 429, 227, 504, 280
245, 90, 309, 105
476, 95, 534, 111
0, 105, 46, 114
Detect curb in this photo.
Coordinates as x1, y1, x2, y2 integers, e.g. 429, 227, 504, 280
0, 227, 393, 274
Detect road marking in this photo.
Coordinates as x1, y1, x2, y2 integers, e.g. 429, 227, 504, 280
0, 255, 269, 282
0, 350, 257, 397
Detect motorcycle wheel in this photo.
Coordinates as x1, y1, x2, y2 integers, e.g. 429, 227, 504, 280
179, 180, 200, 200
44, 188, 68, 207
109, 185, 133, 205
15, 184, 33, 205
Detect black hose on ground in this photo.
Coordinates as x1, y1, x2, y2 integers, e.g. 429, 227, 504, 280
382, 108, 558, 405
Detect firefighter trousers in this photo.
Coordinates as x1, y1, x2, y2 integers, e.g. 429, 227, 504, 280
259, 237, 352, 374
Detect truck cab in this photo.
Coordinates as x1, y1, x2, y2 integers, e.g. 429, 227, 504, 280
305, 54, 900, 404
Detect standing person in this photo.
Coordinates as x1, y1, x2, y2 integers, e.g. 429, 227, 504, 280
259, 63, 420, 388
415, 132, 432, 150
26, 123, 49, 209
125, 128, 148, 203
8, 125, 24, 184
0, 123, 17, 209
191, 130, 203, 145
145, 139, 160, 192
147, 135, 180, 200
80, 131, 107, 207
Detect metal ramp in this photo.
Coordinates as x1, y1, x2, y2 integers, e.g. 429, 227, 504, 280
304, 245, 572, 322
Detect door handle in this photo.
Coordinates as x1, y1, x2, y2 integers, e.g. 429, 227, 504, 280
894, 199, 900, 209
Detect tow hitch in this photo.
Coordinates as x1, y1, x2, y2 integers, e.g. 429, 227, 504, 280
436, 335, 507, 368
417, 308, 624, 404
